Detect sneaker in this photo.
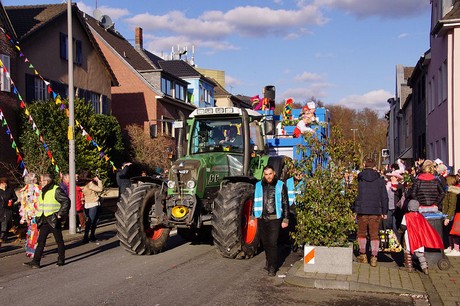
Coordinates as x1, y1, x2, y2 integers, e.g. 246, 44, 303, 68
357, 254, 368, 264
444, 248, 452, 254
422, 267, 429, 275
23, 261, 40, 269
370, 256, 378, 267
56, 261, 65, 267
446, 249, 460, 257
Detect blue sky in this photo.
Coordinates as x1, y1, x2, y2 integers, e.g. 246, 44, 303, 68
4, 0, 431, 116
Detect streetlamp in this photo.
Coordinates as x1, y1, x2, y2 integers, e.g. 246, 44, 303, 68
350, 128, 358, 145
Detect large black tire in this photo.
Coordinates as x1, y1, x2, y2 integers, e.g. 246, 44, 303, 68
212, 182, 259, 259
115, 182, 170, 255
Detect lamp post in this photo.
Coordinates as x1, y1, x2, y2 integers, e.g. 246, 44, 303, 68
350, 128, 358, 145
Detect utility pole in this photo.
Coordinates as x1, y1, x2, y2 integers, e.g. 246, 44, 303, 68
67, 1, 76, 234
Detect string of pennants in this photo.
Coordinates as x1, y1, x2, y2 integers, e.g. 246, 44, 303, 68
0, 108, 27, 176
0, 27, 118, 174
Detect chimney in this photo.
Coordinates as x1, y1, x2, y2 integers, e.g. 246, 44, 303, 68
135, 27, 143, 49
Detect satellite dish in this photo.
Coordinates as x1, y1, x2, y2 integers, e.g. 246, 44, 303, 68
93, 8, 103, 21
100, 14, 114, 29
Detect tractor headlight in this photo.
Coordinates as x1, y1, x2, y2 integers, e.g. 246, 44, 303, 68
186, 180, 196, 189
167, 180, 175, 189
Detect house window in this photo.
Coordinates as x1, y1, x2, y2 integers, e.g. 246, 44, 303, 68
60, 33, 83, 65
175, 83, 185, 101
442, 60, 447, 102
34, 77, 49, 101
161, 116, 173, 137
161, 77, 172, 96
0, 54, 11, 92
89, 92, 101, 114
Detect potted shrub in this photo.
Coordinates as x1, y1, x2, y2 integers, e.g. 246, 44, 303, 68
292, 127, 359, 274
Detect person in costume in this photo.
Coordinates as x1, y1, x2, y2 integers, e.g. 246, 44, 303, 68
18, 173, 41, 257
399, 199, 444, 274
282, 169, 304, 250
293, 102, 316, 138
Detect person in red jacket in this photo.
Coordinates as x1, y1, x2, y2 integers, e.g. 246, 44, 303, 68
60, 174, 85, 233
400, 199, 444, 274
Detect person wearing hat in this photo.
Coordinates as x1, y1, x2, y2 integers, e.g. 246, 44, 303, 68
385, 171, 404, 239
79, 170, 104, 244
399, 199, 444, 274
293, 113, 315, 138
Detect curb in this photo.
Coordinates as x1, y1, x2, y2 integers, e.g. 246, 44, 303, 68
284, 260, 427, 295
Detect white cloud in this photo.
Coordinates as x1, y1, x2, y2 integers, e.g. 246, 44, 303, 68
125, 4, 327, 42
295, 72, 324, 82
313, 0, 429, 18
337, 89, 392, 117
225, 75, 242, 88
76, 2, 130, 20
280, 83, 333, 103
398, 33, 409, 39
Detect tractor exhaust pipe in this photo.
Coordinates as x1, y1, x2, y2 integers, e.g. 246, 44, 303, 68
242, 108, 250, 176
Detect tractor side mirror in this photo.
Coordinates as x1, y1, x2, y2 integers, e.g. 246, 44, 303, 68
264, 115, 275, 135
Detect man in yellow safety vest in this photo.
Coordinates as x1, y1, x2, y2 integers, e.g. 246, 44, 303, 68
24, 173, 70, 269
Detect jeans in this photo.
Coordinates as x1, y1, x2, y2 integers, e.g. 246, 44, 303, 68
258, 218, 282, 271
84, 206, 99, 240
33, 222, 65, 264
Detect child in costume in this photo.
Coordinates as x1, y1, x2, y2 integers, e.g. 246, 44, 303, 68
18, 173, 41, 257
400, 199, 444, 274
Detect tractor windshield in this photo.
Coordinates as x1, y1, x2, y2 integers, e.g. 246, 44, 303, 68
190, 118, 244, 154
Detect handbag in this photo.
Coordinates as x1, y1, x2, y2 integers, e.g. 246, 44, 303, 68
396, 193, 405, 209
449, 212, 460, 236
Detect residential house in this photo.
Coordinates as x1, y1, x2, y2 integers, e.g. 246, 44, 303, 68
214, 80, 251, 108
387, 65, 414, 166
5, 3, 118, 114
426, 0, 460, 170
0, 2, 19, 169
407, 52, 429, 161
157, 59, 216, 108
389, 0, 460, 171
84, 17, 196, 143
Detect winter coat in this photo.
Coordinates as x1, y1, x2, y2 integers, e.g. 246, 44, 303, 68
411, 173, 445, 209
0, 187, 18, 223
116, 166, 131, 195
35, 182, 70, 229
82, 180, 103, 209
354, 168, 389, 215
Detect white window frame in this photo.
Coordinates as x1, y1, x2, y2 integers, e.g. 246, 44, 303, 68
0, 54, 11, 92
34, 77, 49, 101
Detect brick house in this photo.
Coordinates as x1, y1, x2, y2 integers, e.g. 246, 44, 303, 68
5, 3, 117, 113
84, 16, 196, 141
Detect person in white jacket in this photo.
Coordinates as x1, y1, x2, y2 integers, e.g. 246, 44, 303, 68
79, 170, 104, 244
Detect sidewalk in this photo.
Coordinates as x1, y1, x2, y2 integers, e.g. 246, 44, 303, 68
285, 251, 460, 306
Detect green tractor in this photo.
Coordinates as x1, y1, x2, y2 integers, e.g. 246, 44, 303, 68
115, 106, 290, 258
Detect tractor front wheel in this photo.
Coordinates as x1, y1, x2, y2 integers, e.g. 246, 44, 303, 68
115, 182, 170, 255
212, 182, 259, 259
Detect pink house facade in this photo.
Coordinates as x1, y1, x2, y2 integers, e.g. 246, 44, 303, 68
428, 0, 460, 170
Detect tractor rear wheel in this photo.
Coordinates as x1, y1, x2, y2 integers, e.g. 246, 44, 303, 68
116, 182, 170, 255
212, 182, 259, 259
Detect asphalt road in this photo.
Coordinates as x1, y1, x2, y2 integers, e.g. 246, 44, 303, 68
0, 225, 419, 306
